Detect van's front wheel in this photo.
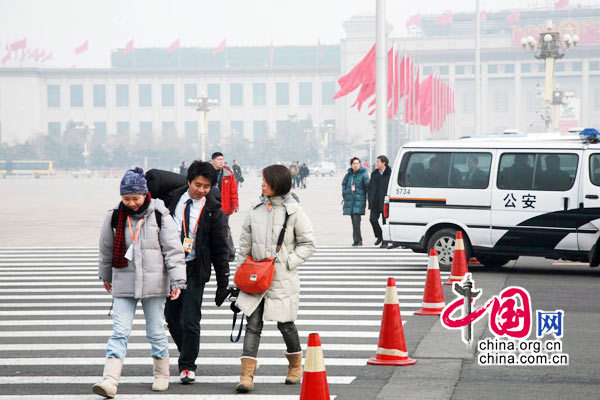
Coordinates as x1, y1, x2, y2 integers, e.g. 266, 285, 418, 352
426, 228, 470, 271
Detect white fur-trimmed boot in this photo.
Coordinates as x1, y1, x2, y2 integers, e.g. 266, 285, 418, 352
92, 358, 123, 398
152, 356, 170, 391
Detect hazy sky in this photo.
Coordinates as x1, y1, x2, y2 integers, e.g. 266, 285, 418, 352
1, 0, 599, 67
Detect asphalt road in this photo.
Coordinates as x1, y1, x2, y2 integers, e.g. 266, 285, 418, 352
1, 248, 598, 400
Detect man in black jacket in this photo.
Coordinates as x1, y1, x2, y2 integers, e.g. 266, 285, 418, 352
163, 160, 230, 384
368, 155, 392, 248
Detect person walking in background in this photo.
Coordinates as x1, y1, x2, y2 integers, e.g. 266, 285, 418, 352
342, 157, 369, 246
211, 152, 239, 262
164, 160, 231, 385
94, 168, 186, 398
179, 161, 187, 176
235, 164, 315, 393
289, 162, 299, 189
363, 159, 371, 171
368, 155, 391, 248
233, 159, 244, 188
299, 163, 309, 189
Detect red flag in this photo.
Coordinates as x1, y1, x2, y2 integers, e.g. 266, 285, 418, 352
29, 48, 39, 59
417, 75, 432, 126
269, 41, 274, 64
38, 49, 46, 61
555, 0, 569, 10
74, 40, 88, 55
166, 38, 180, 54
10, 38, 27, 50
404, 62, 414, 123
334, 44, 375, 99
390, 51, 400, 118
506, 10, 520, 23
213, 39, 226, 54
123, 40, 134, 56
318, 38, 324, 58
406, 14, 421, 28
41, 51, 53, 63
435, 11, 453, 25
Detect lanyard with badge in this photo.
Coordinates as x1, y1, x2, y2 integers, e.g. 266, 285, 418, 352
182, 200, 205, 253
124, 216, 143, 261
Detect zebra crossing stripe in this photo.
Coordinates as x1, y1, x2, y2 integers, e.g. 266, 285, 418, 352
0, 318, 395, 327
0, 343, 376, 352
0, 330, 389, 338
0, 375, 354, 384
0, 278, 441, 286
0, 309, 398, 316
0, 357, 365, 366
0, 395, 331, 400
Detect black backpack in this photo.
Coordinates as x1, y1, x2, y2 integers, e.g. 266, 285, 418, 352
110, 168, 186, 230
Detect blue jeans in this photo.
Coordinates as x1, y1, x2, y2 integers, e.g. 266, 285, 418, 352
106, 296, 169, 360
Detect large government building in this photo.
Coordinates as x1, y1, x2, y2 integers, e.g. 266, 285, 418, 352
2, 6, 600, 160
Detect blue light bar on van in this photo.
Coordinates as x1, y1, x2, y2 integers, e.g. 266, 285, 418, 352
580, 128, 600, 142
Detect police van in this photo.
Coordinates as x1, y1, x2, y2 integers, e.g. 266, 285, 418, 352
382, 129, 600, 269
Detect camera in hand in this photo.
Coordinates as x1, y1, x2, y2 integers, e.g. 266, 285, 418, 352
227, 286, 241, 313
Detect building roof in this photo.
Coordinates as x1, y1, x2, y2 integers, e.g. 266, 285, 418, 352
419, 7, 600, 38
110, 45, 340, 69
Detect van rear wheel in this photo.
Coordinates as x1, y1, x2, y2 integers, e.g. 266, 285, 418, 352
475, 254, 512, 269
426, 228, 470, 271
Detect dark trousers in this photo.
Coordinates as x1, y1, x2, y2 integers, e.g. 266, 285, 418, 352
224, 214, 236, 261
165, 271, 205, 372
242, 299, 301, 358
351, 214, 362, 244
369, 208, 386, 240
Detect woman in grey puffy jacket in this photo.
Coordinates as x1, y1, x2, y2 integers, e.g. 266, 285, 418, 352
93, 168, 187, 398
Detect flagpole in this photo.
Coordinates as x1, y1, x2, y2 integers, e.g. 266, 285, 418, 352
415, 57, 421, 140
375, 0, 388, 156
475, 0, 481, 135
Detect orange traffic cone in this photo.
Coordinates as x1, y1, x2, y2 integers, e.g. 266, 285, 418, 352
445, 231, 470, 285
300, 333, 330, 400
415, 249, 446, 315
367, 278, 416, 366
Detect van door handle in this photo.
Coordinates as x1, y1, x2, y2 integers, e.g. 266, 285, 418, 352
585, 194, 599, 199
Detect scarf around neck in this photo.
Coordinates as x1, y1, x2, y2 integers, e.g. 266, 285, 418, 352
112, 195, 150, 268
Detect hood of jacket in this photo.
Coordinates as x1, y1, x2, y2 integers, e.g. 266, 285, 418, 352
253, 191, 300, 214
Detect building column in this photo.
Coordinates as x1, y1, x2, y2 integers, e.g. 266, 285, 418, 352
480, 63, 489, 133
582, 59, 590, 127
514, 61, 521, 131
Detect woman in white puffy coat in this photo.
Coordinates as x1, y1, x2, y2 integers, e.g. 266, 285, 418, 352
235, 164, 315, 393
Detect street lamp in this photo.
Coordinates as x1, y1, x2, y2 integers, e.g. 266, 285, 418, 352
521, 20, 578, 132
188, 93, 219, 161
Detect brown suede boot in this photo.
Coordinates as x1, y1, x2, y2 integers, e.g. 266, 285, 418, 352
285, 351, 303, 384
235, 357, 257, 393
92, 358, 123, 398
152, 356, 170, 391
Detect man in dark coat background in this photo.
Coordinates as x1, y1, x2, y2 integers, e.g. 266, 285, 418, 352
368, 155, 391, 248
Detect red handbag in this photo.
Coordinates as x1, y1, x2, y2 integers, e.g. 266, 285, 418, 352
234, 213, 289, 294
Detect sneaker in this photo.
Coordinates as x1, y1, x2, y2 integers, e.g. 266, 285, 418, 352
180, 370, 195, 384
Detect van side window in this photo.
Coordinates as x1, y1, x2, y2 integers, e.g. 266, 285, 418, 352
589, 154, 600, 186
497, 153, 578, 191
400, 152, 491, 188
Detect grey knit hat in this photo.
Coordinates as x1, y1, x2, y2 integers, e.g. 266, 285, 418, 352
120, 167, 148, 195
